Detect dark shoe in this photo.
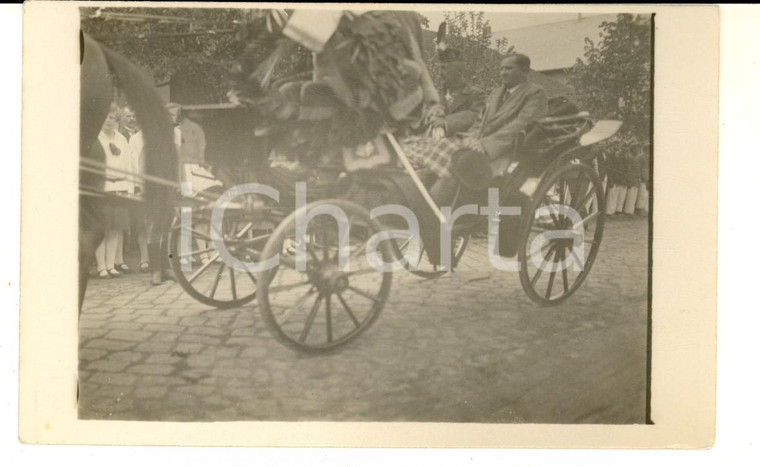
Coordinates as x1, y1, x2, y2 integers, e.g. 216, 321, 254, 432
140, 262, 150, 273
151, 269, 176, 286
162, 269, 176, 282
151, 271, 163, 286
115, 263, 132, 274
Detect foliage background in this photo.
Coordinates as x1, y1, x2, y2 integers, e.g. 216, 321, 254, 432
81, 7, 246, 103
421, 11, 514, 93
81, 8, 515, 103
568, 14, 652, 158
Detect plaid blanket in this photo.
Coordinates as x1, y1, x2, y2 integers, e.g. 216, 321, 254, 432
400, 136, 461, 179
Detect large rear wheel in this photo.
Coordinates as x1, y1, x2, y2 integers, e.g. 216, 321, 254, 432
256, 199, 393, 353
518, 161, 606, 306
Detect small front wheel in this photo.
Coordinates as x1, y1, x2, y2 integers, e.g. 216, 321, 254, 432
168, 210, 271, 309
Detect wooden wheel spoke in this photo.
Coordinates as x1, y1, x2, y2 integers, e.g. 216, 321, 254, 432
396, 236, 412, 253
549, 212, 561, 227
325, 295, 333, 343
528, 235, 560, 258
278, 286, 316, 326
205, 262, 226, 298
177, 227, 213, 242
246, 271, 257, 285
305, 242, 321, 265
572, 183, 596, 213
560, 249, 569, 293
336, 292, 360, 328
567, 171, 587, 208
231, 222, 254, 239
349, 230, 371, 261
530, 243, 557, 287
531, 224, 552, 235
545, 247, 562, 299
267, 280, 312, 294
208, 222, 227, 242
347, 285, 380, 303
176, 246, 217, 259
187, 256, 219, 284
569, 246, 585, 269
298, 294, 323, 343
558, 182, 566, 205
416, 244, 425, 267
229, 267, 237, 300
574, 211, 600, 230
321, 225, 330, 262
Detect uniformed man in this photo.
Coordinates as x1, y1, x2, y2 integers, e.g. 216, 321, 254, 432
430, 47, 486, 138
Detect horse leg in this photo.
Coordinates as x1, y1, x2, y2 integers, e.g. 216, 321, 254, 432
79, 199, 105, 313
147, 206, 175, 286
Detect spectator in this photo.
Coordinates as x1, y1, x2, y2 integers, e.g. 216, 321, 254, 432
94, 104, 133, 278
635, 145, 650, 216
119, 106, 139, 142
127, 123, 150, 272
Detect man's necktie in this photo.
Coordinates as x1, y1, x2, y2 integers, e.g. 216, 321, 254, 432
498, 87, 511, 108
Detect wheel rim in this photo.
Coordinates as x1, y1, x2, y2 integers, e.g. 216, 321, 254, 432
169, 210, 270, 308
518, 163, 605, 305
257, 200, 393, 352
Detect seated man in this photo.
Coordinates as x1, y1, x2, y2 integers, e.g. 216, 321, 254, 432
402, 53, 548, 265
403, 53, 548, 202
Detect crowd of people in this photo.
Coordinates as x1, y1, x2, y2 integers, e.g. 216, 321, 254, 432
599, 144, 650, 217
92, 101, 207, 283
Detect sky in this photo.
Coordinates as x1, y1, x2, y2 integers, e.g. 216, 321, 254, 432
417, 12, 584, 33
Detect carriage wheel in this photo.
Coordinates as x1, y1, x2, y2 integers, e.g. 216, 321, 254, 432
393, 233, 469, 279
256, 199, 393, 353
518, 161, 606, 306
168, 210, 272, 309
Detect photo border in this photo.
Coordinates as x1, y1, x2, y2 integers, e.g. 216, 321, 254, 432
19, 2, 718, 448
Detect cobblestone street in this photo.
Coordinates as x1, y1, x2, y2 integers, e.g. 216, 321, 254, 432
78, 215, 649, 424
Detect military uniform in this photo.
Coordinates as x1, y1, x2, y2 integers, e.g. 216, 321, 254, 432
443, 84, 486, 136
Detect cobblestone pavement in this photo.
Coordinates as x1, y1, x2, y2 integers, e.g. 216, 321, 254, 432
79, 215, 649, 423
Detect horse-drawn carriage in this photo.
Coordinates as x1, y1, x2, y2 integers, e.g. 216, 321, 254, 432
81, 9, 621, 354
166, 107, 619, 353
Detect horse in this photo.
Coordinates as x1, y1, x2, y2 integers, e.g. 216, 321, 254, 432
79, 33, 178, 311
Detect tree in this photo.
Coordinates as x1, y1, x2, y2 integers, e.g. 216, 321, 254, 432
568, 14, 652, 154
81, 7, 246, 102
422, 11, 513, 92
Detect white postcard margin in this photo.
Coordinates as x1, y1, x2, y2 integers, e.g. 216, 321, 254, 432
18, 2, 718, 448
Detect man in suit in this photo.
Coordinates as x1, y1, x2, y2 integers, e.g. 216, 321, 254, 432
462, 53, 548, 168
420, 53, 548, 203
402, 53, 548, 265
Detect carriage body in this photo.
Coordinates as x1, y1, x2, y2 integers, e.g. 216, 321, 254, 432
166, 102, 618, 352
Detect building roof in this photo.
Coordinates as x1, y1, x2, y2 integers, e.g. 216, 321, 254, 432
492, 14, 618, 72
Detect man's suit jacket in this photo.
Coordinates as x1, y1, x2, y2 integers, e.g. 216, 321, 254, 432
444, 84, 486, 136
470, 81, 548, 159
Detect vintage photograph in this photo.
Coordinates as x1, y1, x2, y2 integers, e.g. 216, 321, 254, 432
75, 5, 652, 425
